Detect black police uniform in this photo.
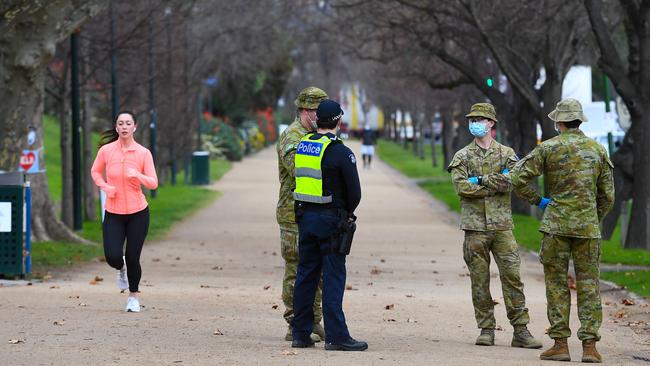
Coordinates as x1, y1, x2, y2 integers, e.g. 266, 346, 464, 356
291, 132, 363, 349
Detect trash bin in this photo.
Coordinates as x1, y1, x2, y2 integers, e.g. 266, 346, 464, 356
0, 185, 24, 276
191, 151, 210, 185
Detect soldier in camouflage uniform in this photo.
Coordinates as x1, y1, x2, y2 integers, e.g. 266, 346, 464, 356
509, 99, 615, 363
448, 103, 542, 349
276, 87, 328, 342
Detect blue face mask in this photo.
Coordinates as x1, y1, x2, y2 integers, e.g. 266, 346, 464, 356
469, 121, 488, 137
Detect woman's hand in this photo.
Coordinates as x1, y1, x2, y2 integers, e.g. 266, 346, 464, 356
126, 168, 140, 181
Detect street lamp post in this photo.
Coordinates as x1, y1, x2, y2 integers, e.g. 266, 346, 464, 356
71, 29, 82, 230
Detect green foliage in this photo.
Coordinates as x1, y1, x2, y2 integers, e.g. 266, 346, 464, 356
201, 117, 243, 161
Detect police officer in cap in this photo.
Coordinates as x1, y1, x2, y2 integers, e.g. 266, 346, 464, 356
291, 99, 367, 351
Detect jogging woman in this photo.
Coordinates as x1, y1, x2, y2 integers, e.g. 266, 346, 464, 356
91, 111, 158, 312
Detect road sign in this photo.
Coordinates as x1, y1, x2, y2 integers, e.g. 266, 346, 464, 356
19, 150, 41, 174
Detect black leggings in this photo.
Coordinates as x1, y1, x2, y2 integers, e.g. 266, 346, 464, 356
103, 207, 150, 293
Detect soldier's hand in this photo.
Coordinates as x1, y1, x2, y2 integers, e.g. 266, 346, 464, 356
538, 197, 551, 209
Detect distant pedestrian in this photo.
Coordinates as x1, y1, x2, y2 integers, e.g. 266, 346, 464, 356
360, 124, 376, 169
91, 111, 158, 313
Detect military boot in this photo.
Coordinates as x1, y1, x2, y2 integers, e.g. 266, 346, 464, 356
285, 325, 321, 342
312, 323, 326, 341
581, 340, 602, 363
475, 328, 495, 346
540, 338, 570, 361
511, 325, 543, 349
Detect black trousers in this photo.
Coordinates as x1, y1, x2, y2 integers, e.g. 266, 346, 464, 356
103, 207, 150, 293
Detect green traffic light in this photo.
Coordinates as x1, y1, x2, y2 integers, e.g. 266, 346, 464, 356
486, 78, 494, 87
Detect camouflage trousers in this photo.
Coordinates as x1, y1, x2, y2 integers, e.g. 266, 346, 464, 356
540, 234, 601, 341
463, 230, 530, 329
280, 225, 322, 324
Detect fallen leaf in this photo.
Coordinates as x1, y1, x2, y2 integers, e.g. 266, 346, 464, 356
433, 270, 439, 274
281, 349, 298, 355
492, 299, 500, 305
213, 329, 224, 336
211, 266, 223, 270
272, 252, 277, 256
53, 320, 65, 326
152, 258, 161, 262
200, 285, 211, 288
8, 339, 24, 344
405, 294, 414, 298
495, 325, 503, 331
614, 310, 628, 319
384, 318, 397, 322
175, 257, 181, 261
380, 259, 386, 263
94, 276, 103, 282
370, 267, 382, 275
271, 304, 279, 309
263, 285, 271, 290
88, 280, 98, 285
367, 282, 374, 286
431, 260, 437, 263
604, 301, 612, 306
346, 285, 354, 290
621, 298, 636, 306
49, 285, 60, 289
385, 304, 394, 310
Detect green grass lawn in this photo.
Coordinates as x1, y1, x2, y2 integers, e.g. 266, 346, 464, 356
600, 270, 650, 298
378, 139, 650, 296
31, 116, 232, 270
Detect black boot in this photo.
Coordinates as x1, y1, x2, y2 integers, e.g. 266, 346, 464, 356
325, 337, 368, 351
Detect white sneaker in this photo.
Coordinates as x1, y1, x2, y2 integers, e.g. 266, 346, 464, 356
125, 296, 140, 312
117, 257, 129, 291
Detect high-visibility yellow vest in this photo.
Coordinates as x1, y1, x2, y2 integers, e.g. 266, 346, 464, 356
293, 133, 339, 204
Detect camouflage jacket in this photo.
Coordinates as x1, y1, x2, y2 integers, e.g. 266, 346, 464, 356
448, 140, 538, 231
276, 118, 309, 226
510, 129, 615, 238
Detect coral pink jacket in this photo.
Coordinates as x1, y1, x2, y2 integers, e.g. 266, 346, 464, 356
91, 140, 158, 215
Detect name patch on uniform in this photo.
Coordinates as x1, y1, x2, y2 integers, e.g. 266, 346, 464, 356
296, 141, 323, 156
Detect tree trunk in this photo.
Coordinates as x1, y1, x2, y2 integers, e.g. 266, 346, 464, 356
430, 120, 437, 168
625, 112, 650, 249
540, 73, 563, 142
441, 107, 455, 169
0, 1, 106, 244
60, 50, 73, 228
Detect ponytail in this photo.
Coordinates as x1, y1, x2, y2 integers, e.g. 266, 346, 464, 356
98, 110, 138, 148
98, 129, 119, 148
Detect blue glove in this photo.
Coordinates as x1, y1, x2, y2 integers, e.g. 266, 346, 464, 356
468, 177, 479, 185
538, 197, 551, 209
502, 168, 509, 174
